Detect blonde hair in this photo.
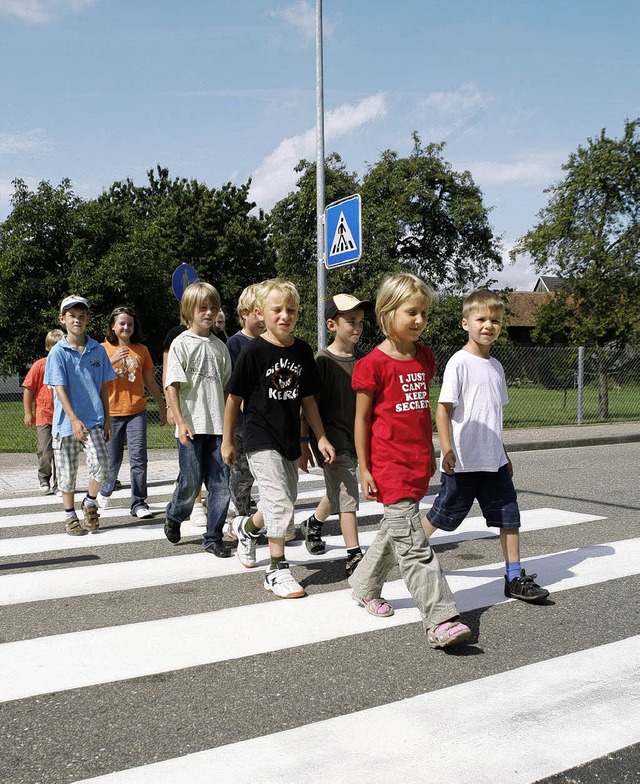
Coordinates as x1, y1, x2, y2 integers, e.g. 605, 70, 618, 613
45, 329, 64, 351
462, 289, 505, 320
236, 284, 259, 321
375, 272, 433, 337
254, 278, 300, 312
180, 282, 221, 327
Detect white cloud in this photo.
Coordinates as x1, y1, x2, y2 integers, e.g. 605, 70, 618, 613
493, 242, 538, 291
421, 83, 493, 116
0, 0, 97, 24
0, 129, 49, 155
468, 151, 565, 186
269, 0, 321, 43
249, 93, 387, 209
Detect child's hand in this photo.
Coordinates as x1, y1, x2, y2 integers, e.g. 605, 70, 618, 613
103, 422, 112, 442
166, 407, 176, 426
72, 419, 88, 442
221, 441, 236, 466
24, 412, 34, 427
317, 436, 335, 465
299, 441, 315, 473
177, 422, 194, 447
441, 450, 456, 475
360, 468, 378, 501
112, 346, 129, 364
158, 407, 167, 426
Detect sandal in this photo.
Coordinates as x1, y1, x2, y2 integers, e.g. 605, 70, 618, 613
300, 517, 326, 554
427, 619, 471, 649
81, 501, 100, 532
352, 592, 394, 617
65, 515, 87, 536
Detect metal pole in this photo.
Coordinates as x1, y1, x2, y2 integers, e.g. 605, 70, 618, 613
577, 346, 584, 424
315, 0, 327, 350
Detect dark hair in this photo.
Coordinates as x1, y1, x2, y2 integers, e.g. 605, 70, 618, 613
105, 306, 143, 345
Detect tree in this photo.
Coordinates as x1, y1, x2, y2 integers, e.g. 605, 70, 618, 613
0, 178, 84, 376
360, 134, 503, 290
512, 119, 640, 417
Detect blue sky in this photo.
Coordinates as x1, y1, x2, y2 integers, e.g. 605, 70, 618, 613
1, 0, 638, 289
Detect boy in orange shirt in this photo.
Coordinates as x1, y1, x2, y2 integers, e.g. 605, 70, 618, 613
22, 329, 64, 494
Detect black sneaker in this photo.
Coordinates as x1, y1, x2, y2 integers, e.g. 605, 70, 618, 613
504, 569, 549, 602
300, 516, 326, 555
164, 519, 181, 545
345, 550, 363, 577
205, 541, 231, 558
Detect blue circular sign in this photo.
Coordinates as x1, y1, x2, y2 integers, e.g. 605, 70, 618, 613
171, 264, 200, 301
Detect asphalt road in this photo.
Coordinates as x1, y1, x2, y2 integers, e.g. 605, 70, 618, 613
0, 442, 638, 783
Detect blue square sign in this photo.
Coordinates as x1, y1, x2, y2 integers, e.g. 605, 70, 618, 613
325, 194, 362, 268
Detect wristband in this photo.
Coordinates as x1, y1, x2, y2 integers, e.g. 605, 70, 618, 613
300, 436, 310, 442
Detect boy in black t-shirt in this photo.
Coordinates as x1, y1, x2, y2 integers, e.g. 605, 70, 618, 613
222, 279, 335, 599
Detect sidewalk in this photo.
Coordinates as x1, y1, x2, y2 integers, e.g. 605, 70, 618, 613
1, 421, 639, 499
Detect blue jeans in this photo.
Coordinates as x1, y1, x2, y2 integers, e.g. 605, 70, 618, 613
100, 412, 148, 515
166, 434, 230, 548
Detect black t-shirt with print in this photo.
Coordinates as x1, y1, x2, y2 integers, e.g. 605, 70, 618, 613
225, 336, 321, 461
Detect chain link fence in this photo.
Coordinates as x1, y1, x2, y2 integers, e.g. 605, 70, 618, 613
2, 346, 640, 452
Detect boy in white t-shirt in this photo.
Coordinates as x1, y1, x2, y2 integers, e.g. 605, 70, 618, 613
425, 289, 549, 603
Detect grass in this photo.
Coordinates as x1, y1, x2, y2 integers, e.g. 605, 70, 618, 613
2, 384, 639, 453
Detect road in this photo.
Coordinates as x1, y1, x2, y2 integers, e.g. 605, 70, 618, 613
0, 442, 639, 783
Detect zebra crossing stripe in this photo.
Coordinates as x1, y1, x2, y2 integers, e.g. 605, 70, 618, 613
1, 537, 637, 703
72, 635, 640, 784
0, 509, 606, 605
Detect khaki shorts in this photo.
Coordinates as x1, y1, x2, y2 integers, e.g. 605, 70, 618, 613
323, 451, 359, 515
247, 449, 298, 539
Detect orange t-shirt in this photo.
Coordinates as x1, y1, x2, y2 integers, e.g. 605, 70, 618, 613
102, 342, 154, 416
22, 357, 54, 426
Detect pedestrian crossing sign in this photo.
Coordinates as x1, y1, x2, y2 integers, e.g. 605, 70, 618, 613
325, 194, 362, 268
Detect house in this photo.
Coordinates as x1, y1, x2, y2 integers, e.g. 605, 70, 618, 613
503, 292, 555, 344
533, 275, 563, 293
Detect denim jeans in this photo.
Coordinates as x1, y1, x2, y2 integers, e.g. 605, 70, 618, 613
166, 434, 230, 548
100, 411, 148, 514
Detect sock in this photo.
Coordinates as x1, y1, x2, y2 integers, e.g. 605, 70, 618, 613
83, 494, 97, 508
347, 547, 362, 557
245, 517, 263, 536
308, 513, 323, 526
65, 508, 76, 518
270, 555, 286, 570
506, 561, 521, 582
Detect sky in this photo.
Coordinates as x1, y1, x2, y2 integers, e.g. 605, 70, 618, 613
1, 0, 638, 290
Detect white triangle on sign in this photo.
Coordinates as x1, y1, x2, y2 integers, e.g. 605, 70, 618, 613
330, 211, 357, 256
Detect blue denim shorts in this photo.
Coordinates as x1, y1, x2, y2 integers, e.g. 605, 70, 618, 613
427, 463, 521, 531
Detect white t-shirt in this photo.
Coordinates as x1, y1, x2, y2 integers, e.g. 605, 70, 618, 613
438, 349, 508, 472
165, 330, 231, 436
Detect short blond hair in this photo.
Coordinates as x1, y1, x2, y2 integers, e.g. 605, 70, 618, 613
180, 282, 221, 327
462, 289, 504, 320
236, 284, 259, 321
45, 329, 64, 351
254, 278, 300, 313
375, 272, 433, 337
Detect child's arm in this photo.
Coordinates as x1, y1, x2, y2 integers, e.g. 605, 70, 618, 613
435, 402, 455, 474
298, 416, 315, 473
162, 349, 177, 426
54, 385, 87, 442
143, 366, 167, 426
221, 393, 242, 465
165, 382, 193, 447
100, 382, 112, 442
301, 396, 335, 465
23, 388, 35, 427
354, 389, 377, 500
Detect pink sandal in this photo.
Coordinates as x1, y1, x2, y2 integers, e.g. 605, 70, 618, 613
427, 619, 471, 649
352, 592, 394, 617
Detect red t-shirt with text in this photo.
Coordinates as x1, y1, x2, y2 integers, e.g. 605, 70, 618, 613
352, 343, 436, 504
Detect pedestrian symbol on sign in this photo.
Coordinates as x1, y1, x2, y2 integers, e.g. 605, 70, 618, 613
330, 211, 357, 256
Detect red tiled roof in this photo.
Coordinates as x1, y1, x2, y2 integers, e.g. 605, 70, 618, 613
504, 292, 554, 327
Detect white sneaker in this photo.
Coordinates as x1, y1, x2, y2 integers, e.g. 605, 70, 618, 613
40, 482, 51, 495
263, 564, 305, 599
189, 502, 207, 527
135, 506, 154, 519
97, 493, 110, 509
233, 516, 258, 567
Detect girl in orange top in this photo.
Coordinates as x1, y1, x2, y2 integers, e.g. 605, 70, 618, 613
98, 307, 167, 518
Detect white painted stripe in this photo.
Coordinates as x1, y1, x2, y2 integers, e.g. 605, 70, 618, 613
0, 505, 603, 557
1, 537, 637, 703
0, 509, 606, 605
74, 636, 640, 784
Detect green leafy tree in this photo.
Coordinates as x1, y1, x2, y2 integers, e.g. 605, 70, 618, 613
512, 119, 640, 417
360, 134, 503, 290
0, 178, 84, 376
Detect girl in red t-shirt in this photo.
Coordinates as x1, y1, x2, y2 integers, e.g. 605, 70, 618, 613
98, 307, 167, 518
349, 273, 471, 649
